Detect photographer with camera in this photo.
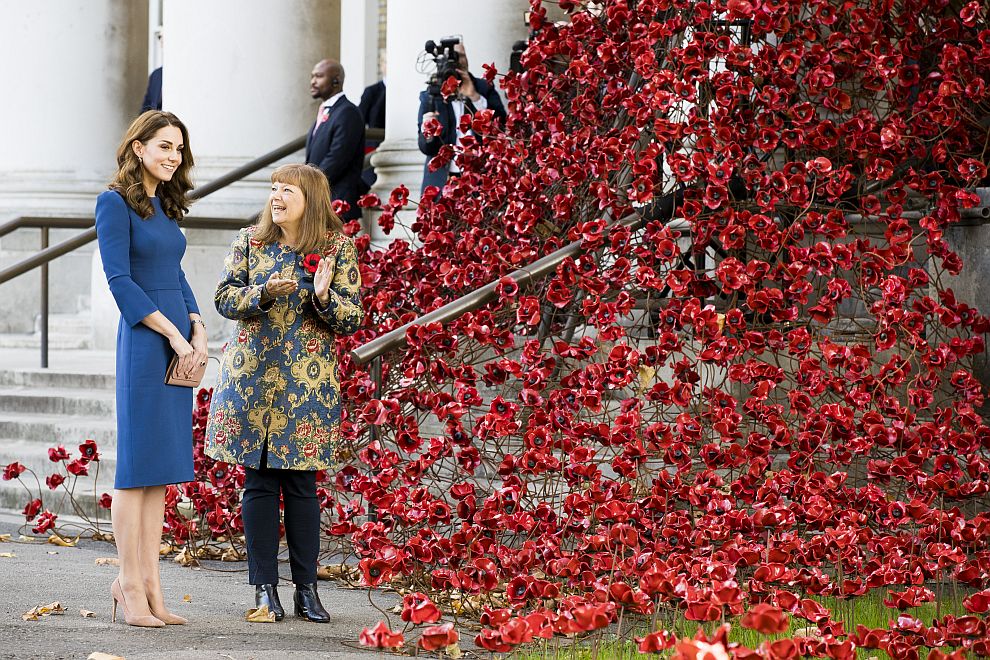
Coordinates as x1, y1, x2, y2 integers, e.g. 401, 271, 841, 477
417, 39, 506, 194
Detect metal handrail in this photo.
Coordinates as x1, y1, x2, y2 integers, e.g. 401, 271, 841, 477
350, 212, 639, 365
350, 190, 687, 365
350, 194, 990, 365
0, 217, 94, 240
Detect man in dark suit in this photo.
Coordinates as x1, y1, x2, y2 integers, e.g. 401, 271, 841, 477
305, 59, 365, 220
359, 79, 386, 130
358, 79, 386, 189
417, 43, 507, 193
141, 66, 162, 113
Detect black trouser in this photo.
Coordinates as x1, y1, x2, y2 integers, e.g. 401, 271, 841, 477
241, 446, 319, 585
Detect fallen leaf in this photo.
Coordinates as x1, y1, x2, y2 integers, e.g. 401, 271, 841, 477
159, 543, 174, 556
18, 535, 38, 542
637, 365, 657, 392
245, 605, 276, 623
221, 547, 245, 562
0, 533, 10, 542
95, 557, 119, 566
88, 654, 125, 660
173, 547, 199, 567
91, 531, 114, 542
183, 595, 192, 603
38, 602, 67, 616
0, 552, 15, 558
80, 609, 96, 618
317, 563, 353, 580
446, 643, 463, 659
48, 534, 77, 547
22, 602, 66, 620
195, 546, 222, 560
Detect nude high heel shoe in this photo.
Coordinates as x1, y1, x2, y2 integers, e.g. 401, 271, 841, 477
150, 607, 188, 625
111, 579, 166, 628
146, 581, 188, 624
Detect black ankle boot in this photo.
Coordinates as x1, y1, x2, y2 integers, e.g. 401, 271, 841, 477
293, 583, 330, 623
255, 584, 285, 621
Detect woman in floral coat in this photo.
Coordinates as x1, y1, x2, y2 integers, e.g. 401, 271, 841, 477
206, 163, 364, 623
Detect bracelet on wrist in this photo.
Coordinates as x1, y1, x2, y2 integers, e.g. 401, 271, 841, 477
191, 319, 207, 330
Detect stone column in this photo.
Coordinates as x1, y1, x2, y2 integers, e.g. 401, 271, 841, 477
369, 0, 531, 246
0, 1, 148, 334
340, 0, 381, 103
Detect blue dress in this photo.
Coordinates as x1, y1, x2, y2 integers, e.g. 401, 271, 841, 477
95, 190, 200, 489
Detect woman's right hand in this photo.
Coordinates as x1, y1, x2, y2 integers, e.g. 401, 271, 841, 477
169, 335, 197, 378
265, 276, 298, 298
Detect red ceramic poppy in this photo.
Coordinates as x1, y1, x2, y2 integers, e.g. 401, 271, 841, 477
358, 621, 404, 648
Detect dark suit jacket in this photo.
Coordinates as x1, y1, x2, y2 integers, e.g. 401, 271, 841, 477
305, 95, 365, 220
359, 81, 386, 129
416, 74, 506, 193
141, 67, 162, 113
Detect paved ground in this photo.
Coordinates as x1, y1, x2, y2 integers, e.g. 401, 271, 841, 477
0, 513, 401, 660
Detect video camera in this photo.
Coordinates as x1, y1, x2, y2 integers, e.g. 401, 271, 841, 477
424, 37, 462, 102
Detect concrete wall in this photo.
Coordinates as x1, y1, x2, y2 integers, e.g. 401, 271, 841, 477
944, 188, 990, 413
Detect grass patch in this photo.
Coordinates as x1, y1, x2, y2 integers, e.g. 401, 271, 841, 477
510, 590, 968, 659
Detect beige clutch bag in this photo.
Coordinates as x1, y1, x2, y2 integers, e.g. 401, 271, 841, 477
164, 354, 208, 388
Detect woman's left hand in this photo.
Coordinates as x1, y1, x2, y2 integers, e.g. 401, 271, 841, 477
313, 256, 335, 306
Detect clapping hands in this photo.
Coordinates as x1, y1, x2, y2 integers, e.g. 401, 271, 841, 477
264, 275, 298, 298
313, 256, 335, 306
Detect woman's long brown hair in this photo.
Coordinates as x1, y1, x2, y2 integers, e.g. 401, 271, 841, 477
253, 163, 343, 254
108, 110, 195, 220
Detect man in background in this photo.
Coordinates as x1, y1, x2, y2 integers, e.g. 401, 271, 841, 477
358, 75, 386, 189
140, 66, 162, 112
305, 58, 365, 221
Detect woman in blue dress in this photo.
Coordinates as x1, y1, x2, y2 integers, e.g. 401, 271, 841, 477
95, 110, 208, 627
206, 163, 364, 622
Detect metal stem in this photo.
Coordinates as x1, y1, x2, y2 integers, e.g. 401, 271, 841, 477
40, 227, 49, 369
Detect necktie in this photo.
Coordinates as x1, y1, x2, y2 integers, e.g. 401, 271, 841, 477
312, 105, 330, 134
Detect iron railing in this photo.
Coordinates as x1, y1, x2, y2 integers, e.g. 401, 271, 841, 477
350, 195, 990, 368
350, 190, 692, 366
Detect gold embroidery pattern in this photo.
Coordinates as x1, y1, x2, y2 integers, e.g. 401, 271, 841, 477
205, 227, 364, 471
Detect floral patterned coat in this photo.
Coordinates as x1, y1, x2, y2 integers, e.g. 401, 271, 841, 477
205, 226, 364, 471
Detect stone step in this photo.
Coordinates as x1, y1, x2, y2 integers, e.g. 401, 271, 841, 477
0, 333, 92, 350
0, 313, 95, 350
0, 387, 115, 416
0, 439, 116, 517
0, 480, 115, 520
0, 411, 117, 447
0, 439, 117, 484
0, 369, 115, 390
43, 313, 94, 335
